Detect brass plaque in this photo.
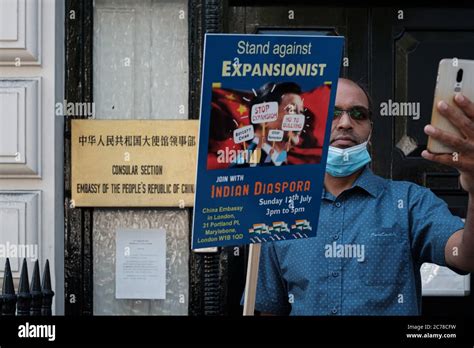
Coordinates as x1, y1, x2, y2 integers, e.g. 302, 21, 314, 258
71, 120, 198, 207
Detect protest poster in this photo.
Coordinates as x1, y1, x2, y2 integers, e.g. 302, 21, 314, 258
192, 33, 344, 250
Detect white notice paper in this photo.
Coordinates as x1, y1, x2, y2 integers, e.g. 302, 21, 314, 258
115, 228, 167, 299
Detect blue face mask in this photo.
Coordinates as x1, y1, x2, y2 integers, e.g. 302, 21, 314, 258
326, 140, 371, 177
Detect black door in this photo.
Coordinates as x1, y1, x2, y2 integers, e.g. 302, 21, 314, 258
371, 6, 474, 316
219, 2, 473, 316
221, 2, 369, 315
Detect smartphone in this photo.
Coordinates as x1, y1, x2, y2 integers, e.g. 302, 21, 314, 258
427, 58, 473, 154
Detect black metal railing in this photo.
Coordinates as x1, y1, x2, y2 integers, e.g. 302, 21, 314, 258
1, 258, 54, 316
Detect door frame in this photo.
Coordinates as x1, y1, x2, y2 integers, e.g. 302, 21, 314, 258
63, 0, 229, 316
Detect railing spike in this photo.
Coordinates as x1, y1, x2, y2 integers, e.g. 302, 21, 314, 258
17, 258, 32, 316
30, 260, 42, 316
41, 259, 54, 316
2, 258, 17, 315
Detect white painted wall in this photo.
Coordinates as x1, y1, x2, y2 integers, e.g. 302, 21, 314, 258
0, 0, 65, 314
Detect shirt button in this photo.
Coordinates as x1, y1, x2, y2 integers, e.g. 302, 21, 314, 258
334, 202, 341, 208
333, 234, 339, 240
331, 307, 338, 314
332, 271, 339, 277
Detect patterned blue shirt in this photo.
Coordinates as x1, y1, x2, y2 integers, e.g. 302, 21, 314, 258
252, 166, 465, 315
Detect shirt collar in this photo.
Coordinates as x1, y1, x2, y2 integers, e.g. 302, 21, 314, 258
322, 165, 384, 199
352, 166, 384, 198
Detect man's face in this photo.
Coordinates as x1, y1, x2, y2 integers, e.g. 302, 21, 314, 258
331, 79, 372, 149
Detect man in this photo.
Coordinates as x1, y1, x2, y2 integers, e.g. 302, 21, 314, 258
251, 78, 474, 315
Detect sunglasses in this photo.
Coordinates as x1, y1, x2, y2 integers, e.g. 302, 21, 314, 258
334, 106, 371, 121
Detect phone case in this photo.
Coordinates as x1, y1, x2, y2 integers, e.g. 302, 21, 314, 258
427, 58, 473, 154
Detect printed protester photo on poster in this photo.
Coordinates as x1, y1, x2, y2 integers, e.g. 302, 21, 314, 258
192, 34, 344, 249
